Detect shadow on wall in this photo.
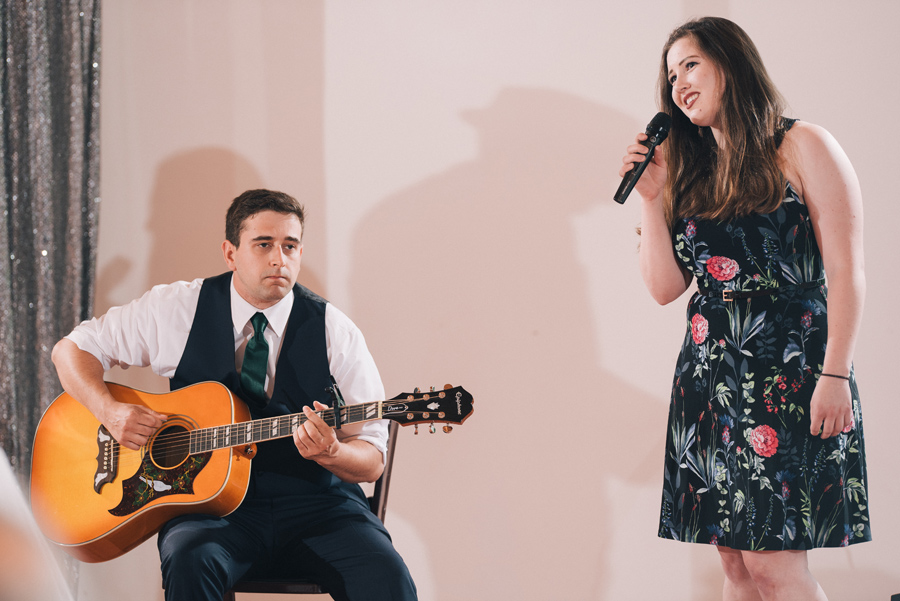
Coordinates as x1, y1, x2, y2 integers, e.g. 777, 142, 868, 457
143, 147, 325, 293
349, 86, 662, 600
145, 148, 266, 288
96, 147, 326, 315
94, 148, 325, 397
94, 147, 265, 320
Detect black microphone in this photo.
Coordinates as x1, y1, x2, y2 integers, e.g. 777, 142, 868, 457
614, 112, 671, 204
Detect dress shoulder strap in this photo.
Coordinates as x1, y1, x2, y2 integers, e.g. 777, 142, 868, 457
775, 117, 799, 148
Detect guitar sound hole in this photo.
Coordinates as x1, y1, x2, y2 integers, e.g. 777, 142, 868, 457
150, 425, 190, 469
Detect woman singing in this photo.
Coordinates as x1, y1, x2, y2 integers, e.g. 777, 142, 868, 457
620, 16, 871, 601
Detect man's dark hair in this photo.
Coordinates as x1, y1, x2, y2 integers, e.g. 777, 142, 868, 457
225, 189, 306, 247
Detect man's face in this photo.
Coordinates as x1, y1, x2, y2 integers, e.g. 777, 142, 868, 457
222, 210, 303, 309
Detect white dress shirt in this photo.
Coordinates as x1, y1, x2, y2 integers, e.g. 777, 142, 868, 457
66, 277, 388, 455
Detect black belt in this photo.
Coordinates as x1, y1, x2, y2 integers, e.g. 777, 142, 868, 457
697, 278, 824, 302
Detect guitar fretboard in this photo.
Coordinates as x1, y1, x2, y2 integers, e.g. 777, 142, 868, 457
188, 401, 383, 454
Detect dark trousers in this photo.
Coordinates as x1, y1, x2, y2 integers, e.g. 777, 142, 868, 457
157, 471, 417, 601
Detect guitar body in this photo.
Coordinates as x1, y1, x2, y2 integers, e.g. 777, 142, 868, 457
30, 381, 253, 563
31, 380, 474, 564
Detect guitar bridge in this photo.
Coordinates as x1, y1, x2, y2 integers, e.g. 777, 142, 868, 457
93, 425, 118, 493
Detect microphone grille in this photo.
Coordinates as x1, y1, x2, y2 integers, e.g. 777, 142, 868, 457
647, 112, 672, 141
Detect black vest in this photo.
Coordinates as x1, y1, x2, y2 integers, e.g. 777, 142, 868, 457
171, 272, 341, 485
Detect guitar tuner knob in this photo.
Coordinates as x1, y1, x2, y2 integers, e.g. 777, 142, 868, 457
443, 425, 453, 433
443, 384, 452, 390
414, 424, 419, 435
430, 386, 435, 392
429, 424, 436, 434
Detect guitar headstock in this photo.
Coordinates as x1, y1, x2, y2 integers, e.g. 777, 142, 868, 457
383, 385, 473, 433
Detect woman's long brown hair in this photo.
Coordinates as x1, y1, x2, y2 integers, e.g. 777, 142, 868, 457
657, 17, 788, 230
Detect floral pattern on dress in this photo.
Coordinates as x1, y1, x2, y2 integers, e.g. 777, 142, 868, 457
658, 186, 871, 550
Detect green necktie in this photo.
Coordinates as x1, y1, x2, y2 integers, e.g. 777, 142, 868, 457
240, 312, 269, 404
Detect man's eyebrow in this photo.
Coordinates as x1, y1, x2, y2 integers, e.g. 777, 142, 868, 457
250, 235, 301, 243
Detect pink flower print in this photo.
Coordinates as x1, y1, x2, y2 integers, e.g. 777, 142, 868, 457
691, 314, 709, 345
722, 426, 731, 444
842, 418, 855, 434
685, 220, 697, 239
801, 311, 813, 329
749, 424, 779, 458
706, 256, 740, 281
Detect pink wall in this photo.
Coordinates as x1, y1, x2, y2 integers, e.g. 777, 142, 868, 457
83, 1, 900, 599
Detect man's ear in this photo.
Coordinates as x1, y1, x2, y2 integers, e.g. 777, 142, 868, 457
222, 240, 237, 271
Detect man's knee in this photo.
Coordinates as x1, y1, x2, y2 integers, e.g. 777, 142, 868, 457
372, 546, 414, 583
344, 552, 417, 601
158, 517, 231, 588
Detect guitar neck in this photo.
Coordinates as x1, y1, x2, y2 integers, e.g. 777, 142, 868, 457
189, 401, 382, 454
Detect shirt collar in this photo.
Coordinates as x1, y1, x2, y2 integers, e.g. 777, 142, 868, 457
229, 277, 294, 337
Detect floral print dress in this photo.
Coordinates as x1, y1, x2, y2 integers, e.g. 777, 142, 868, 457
659, 185, 871, 550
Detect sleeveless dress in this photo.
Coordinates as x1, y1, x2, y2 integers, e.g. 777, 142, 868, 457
658, 183, 871, 550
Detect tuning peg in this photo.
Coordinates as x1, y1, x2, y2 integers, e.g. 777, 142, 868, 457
414, 424, 419, 435
429, 424, 436, 434
443, 384, 452, 390
443, 425, 453, 433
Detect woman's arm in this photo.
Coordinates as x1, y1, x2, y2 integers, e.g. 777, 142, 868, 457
620, 135, 692, 304
782, 122, 865, 438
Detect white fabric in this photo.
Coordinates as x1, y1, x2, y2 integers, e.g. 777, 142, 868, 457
0, 450, 75, 601
66, 277, 388, 455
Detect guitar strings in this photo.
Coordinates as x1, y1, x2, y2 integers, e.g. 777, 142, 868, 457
103, 389, 466, 471
107, 407, 445, 471
111, 408, 329, 468
108, 414, 432, 471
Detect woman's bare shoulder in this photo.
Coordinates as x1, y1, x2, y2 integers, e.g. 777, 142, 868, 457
779, 120, 843, 196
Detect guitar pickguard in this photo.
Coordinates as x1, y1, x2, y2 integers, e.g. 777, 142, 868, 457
108, 452, 211, 517
94, 425, 118, 493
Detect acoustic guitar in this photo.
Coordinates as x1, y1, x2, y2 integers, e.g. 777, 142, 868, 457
30, 381, 473, 563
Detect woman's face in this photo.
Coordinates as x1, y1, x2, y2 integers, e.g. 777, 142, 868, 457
666, 36, 725, 132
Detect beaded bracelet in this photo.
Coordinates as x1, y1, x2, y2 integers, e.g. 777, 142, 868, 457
820, 372, 851, 381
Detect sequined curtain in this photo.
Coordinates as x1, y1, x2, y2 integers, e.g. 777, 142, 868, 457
0, 1, 101, 482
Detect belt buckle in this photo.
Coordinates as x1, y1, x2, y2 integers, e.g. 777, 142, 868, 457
722, 289, 735, 302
